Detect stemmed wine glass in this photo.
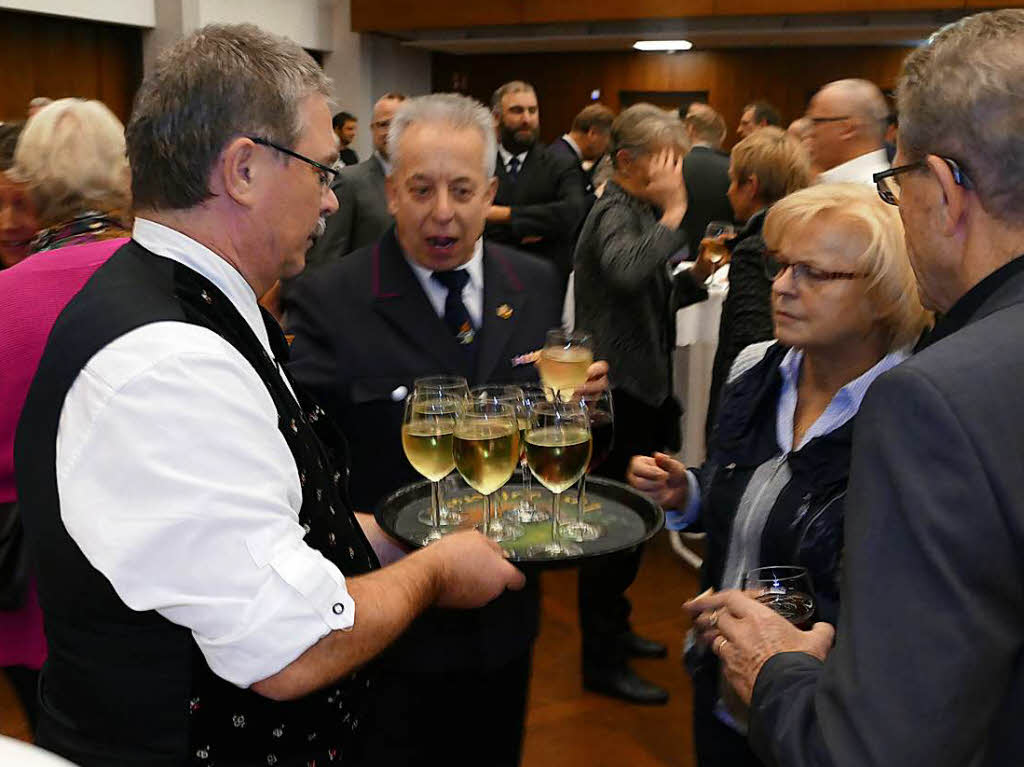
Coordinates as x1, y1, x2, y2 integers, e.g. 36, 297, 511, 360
702, 220, 736, 283
538, 328, 593, 402
401, 389, 461, 544
742, 566, 816, 628
506, 385, 551, 523
412, 375, 469, 526
453, 398, 523, 543
561, 389, 613, 542
525, 396, 592, 558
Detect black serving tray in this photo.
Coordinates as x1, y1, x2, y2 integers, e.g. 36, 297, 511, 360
374, 476, 664, 568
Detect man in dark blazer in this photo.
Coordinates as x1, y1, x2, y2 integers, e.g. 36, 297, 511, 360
686, 11, 1024, 766
485, 81, 587, 287
550, 103, 615, 198
287, 93, 606, 767
303, 93, 405, 271
680, 103, 733, 259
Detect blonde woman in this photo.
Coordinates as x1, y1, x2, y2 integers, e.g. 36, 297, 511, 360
627, 183, 930, 767
9, 98, 131, 252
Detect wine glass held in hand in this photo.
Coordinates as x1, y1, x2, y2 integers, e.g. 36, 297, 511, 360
562, 389, 613, 543
402, 391, 461, 544
742, 565, 816, 629
538, 328, 593, 402
525, 397, 592, 558
412, 375, 469, 526
453, 399, 523, 544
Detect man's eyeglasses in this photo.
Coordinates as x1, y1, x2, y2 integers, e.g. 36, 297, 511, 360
872, 156, 973, 206
247, 136, 339, 189
764, 251, 867, 284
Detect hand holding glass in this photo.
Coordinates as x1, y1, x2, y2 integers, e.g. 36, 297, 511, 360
742, 565, 816, 628
538, 329, 593, 402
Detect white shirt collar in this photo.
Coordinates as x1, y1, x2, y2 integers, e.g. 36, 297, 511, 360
497, 144, 529, 170
131, 217, 275, 360
561, 133, 582, 160
817, 148, 890, 186
374, 150, 392, 176
403, 238, 485, 327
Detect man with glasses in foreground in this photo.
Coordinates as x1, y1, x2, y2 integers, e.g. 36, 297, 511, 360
14, 26, 523, 766
806, 78, 890, 185
686, 10, 1024, 766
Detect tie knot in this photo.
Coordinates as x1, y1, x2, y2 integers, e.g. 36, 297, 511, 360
431, 269, 470, 292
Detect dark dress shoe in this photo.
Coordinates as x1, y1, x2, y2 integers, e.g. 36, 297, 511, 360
583, 666, 670, 705
623, 631, 668, 659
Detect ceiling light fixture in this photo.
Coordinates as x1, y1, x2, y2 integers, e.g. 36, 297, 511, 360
633, 40, 693, 52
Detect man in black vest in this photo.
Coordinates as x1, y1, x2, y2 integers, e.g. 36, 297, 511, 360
287, 92, 608, 766
485, 80, 586, 289
14, 24, 523, 767
687, 10, 1024, 766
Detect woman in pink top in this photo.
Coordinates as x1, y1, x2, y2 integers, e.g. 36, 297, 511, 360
0, 99, 130, 731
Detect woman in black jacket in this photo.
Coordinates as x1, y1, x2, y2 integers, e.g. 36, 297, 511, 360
628, 184, 931, 767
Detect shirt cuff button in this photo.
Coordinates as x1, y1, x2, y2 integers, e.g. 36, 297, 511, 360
332, 603, 345, 615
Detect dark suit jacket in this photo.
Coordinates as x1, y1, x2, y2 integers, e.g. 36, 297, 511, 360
286, 227, 562, 672
681, 145, 733, 261
485, 143, 586, 283
305, 155, 392, 270
748, 260, 1024, 767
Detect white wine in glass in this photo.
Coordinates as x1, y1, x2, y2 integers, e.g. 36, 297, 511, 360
453, 400, 523, 543
412, 375, 469, 526
525, 399, 591, 558
538, 329, 593, 401
402, 392, 460, 544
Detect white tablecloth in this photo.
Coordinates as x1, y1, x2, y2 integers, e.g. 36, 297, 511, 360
674, 264, 729, 466
0, 736, 78, 766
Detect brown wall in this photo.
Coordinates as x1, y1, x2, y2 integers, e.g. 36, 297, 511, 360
0, 10, 143, 124
433, 46, 912, 149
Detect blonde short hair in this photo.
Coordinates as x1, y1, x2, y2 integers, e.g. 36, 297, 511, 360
731, 127, 812, 205
764, 183, 931, 349
11, 98, 130, 228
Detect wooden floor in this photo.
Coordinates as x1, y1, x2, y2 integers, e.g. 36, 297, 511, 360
0, 533, 701, 765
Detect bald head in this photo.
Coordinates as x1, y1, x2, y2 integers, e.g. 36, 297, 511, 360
807, 79, 888, 170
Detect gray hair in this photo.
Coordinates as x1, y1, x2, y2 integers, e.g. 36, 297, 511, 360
491, 81, 535, 114
610, 103, 689, 168
821, 79, 889, 143
388, 93, 497, 178
125, 23, 331, 211
898, 9, 1024, 225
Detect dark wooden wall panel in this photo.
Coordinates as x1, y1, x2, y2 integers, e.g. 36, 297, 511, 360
0, 10, 142, 124
433, 46, 911, 150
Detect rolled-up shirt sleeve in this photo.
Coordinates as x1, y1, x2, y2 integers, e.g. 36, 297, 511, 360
56, 322, 354, 688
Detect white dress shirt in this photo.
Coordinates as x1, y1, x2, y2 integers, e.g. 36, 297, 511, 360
403, 237, 485, 328
55, 218, 356, 689
817, 148, 890, 186
497, 144, 528, 174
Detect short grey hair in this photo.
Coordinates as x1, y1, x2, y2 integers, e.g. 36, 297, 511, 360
821, 79, 889, 143
898, 9, 1024, 225
388, 93, 497, 178
125, 23, 331, 211
610, 103, 689, 168
10, 98, 130, 228
491, 81, 535, 114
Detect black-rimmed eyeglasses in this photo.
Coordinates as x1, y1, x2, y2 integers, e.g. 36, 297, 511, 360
764, 251, 867, 284
872, 156, 973, 206
246, 136, 339, 189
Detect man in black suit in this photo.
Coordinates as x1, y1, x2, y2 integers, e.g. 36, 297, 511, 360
680, 103, 733, 260
485, 81, 586, 287
687, 10, 1024, 766
736, 99, 781, 140
287, 93, 606, 767
550, 102, 615, 198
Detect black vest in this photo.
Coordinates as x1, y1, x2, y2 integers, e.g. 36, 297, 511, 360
15, 241, 380, 766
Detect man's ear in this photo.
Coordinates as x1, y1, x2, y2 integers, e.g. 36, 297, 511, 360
386, 175, 399, 217
927, 154, 968, 237
220, 137, 260, 207
485, 175, 498, 206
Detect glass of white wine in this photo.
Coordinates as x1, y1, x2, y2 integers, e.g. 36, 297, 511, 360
401, 390, 461, 544
525, 397, 592, 558
453, 399, 523, 543
538, 329, 593, 402
412, 375, 469, 526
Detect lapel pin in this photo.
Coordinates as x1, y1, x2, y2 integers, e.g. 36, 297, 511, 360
496, 304, 514, 320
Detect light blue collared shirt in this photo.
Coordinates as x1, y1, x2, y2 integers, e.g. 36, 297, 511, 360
665, 343, 911, 530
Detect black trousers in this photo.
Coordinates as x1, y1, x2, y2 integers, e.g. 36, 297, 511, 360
579, 389, 681, 671
692, 657, 765, 767
356, 651, 532, 767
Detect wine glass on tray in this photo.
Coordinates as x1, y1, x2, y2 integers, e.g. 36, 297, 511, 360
401, 390, 461, 544
412, 375, 469, 526
561, 389, 613, 542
